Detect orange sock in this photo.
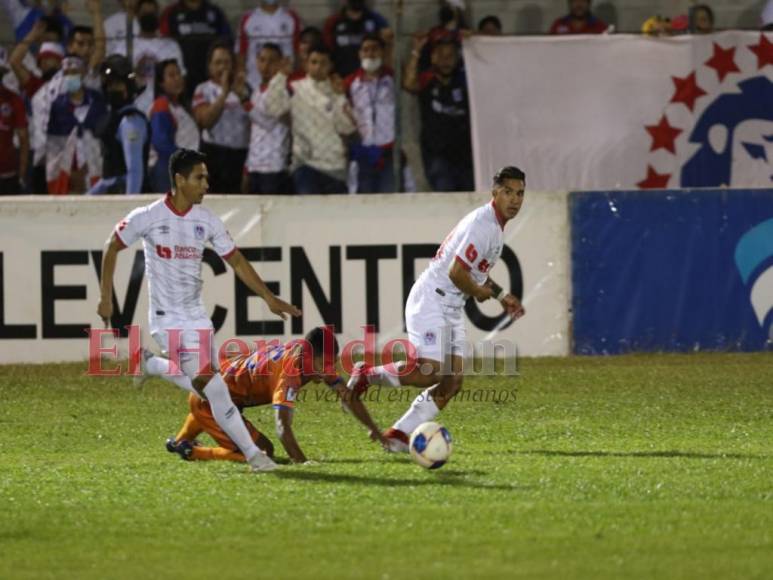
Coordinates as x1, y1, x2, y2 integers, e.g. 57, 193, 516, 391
176, 413, 203, 443
190, 446, 246, 462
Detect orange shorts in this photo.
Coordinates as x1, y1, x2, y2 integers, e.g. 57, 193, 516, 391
188, 394, 261, 450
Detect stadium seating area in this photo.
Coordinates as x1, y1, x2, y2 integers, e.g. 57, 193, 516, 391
0, 0, 770, 195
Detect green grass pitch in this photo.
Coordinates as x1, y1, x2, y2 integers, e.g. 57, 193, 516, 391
1, 353, 772, 579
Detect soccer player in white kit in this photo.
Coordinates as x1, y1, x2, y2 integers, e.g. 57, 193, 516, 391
97, 149, 301, 471
347, 166, 527, 451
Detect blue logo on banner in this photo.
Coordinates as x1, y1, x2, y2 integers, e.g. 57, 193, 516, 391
735, 218, 773, 337
682, 77, 773, 188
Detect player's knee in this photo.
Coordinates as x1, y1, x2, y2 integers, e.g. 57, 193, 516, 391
191, 374, 211, 395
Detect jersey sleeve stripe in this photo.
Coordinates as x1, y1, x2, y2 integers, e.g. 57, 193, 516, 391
220, 246, 238, 260
114, 229, 128, 249
454, 255, 471, 271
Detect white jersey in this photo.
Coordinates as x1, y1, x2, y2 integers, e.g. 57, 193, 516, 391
419, 201, 506, 307
236, 6, 300, 90
192, 80, 251, 150
246, 72, 291, 173
104, 11, 141, 57
113, 195, 236, 328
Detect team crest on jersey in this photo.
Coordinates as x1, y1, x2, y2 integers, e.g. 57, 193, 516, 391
194, 225, 205, 240
424, 331, 437, 345
0, 103, 11, 117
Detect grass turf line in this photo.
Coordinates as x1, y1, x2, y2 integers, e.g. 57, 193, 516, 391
0, 353, 771, 579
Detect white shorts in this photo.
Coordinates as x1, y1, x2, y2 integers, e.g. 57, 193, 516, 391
405, 281, 467, 362
150, 317, 219, 379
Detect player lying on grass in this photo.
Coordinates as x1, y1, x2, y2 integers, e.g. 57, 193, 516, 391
165, 326, 388, 464
347, 166, 527, 452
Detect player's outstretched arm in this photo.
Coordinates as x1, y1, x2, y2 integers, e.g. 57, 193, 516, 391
97, 234, 125, 327
226, 250, 302, 320
334, 383, 390, 449
274, 406, 308, 463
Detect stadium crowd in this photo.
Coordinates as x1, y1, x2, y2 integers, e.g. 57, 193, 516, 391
0, 0, 771, 195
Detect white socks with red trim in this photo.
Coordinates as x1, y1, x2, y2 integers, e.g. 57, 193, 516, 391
393, 388, 440, 435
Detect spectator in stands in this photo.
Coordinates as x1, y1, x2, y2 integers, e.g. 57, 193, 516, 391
45, 55, 107, 194
549, 0, 608, 35
115, 0, 186, 113
404, 36, 472, 192
290, 44, 356, 194
9, 19, 64, 99
19, 5, 104, 195
104, 0, 140, 56
1, 0, 72, 43
764, 0, 773, 30
0, 48, 29, 195
193, 41, 250, 193
418, 0, 469, 72
323, 0, 392, 77
692, 4, 714, 34
237, 0, 301, 91
477, 15, 502, 36
148, 59, 200, 192
89, 54, 150, 194
244, 43, 292, 194
160, 0, 232, 100
345, 34, 397, 193
289, 26, 322, 82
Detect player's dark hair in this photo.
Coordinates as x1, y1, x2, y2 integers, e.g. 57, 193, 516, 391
260, 42, 283, 57
493, 166, 526, 185
478, 15, 502, 32
305, 326, 339, 360
41, 16, 64, 42
154, 58, 180, 98
360, 33, 385, 50
68, 25, 93, 44
308, 43, 331, 58
206, 38, 233, 65
432, 37, 459, 52
300, 26, 322, 44
693, 4, 714, 25
169, 149, 207, 188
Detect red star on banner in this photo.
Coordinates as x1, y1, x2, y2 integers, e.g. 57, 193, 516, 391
637, 165, 671, 189
645, 115, 682, 154
670, 72, 707, 111
705, 43, 740, 82
748, 34, 773, 69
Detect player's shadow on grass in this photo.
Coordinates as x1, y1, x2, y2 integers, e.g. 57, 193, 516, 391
273, 469, 529, 491
515, 449, 768, 460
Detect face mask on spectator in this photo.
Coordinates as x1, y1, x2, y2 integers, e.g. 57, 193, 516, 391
361, 57, 382, 73
139, 13, 159, 33
63, 73, 82, 93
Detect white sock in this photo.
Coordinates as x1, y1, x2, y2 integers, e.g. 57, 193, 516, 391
369, 362, 404, 388
202, 373, 262, 462
393, 388, 440, 435
145, 355, 196, 394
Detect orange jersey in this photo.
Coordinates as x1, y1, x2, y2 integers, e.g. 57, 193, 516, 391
221, 340, 341, 409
